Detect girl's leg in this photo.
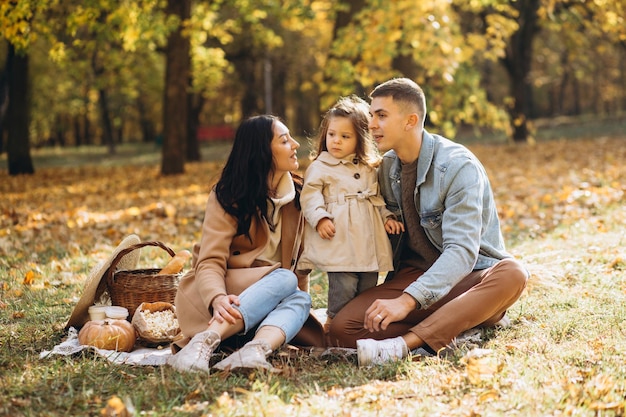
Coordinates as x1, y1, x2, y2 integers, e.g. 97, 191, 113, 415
328, 268, 426, 348
327, 272, 359, 318
356, 272, 380, 294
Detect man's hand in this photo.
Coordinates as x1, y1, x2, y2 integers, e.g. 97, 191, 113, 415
316, 218, 336, 239
364, 293, 417, 332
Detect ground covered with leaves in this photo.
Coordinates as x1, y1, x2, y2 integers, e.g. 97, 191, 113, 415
1, 135, 625, 416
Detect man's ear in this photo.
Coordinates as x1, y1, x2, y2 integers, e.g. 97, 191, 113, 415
405, 113, 419, 131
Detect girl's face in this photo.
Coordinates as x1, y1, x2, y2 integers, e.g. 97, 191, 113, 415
271, 120, 300, 178
325, 116, 357, 160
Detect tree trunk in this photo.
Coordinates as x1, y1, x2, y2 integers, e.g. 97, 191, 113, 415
161, 0, 191, 175
74, 116, 83, 146
6, 44, 34, 175
137, 98, 156, 144
500, 0, 540, 143
0, 47, 9, 155
97, 87, 116, 153
83, 112, 92, 145
237, 55, 261, 118
186, 91, 203, 162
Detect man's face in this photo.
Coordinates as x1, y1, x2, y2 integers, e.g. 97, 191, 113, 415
369, 96, 409, 154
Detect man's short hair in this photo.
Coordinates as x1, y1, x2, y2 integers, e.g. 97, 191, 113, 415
370, 78, 427, 126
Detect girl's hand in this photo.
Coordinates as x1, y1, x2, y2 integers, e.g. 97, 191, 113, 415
316, 218, 336, 239
384, 218, 405, 234
210, 294, 242, 324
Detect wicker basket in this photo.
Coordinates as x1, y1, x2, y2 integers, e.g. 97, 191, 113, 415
105, 241, 182, 316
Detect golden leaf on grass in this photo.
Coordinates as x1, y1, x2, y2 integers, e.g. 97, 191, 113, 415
588, 401, 626, 411
12, 311, 25, 319
184, 389, 202, 402
126, 207, 141, 217
216, 392, 235, 407
478, 389, 499, 402
101, 395, 132, 417
608, 257, 624, 270
23, 270, 35, 286
461, 348, 501, 385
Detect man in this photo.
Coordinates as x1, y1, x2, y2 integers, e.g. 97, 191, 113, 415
327, 78, 528, 366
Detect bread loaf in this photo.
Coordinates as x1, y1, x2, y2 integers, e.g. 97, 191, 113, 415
158, 249, 192, 275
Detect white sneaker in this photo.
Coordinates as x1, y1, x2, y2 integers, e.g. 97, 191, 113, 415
357, 336, 408, 367
494, 314, 511, 328
167, 330, 220, 372
213, 340, 274, 371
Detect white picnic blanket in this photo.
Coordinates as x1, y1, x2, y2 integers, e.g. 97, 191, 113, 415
39, 327, 172, 366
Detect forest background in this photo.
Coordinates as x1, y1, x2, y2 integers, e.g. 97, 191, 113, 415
1, 0, 625, 176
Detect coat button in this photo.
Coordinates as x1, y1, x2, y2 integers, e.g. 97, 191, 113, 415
354, 173, 360, 179
352, 158, 359, 164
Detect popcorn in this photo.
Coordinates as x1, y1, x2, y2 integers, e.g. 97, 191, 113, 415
132, 302, 181, 343
141, 309, 179, 338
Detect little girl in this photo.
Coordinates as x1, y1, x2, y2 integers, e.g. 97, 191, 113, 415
297, 95, 404, 331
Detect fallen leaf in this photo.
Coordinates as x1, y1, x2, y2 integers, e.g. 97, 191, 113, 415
23, 270, 35, 286
101, 395, 132, 417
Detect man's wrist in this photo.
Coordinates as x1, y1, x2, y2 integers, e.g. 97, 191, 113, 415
402, 292, 421, 310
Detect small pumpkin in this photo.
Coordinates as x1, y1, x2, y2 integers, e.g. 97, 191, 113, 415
78, 319, 136, 352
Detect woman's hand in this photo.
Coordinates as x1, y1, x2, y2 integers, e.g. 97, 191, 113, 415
316, 218, 336, 239
384, 218, 405, 234
210, 294, 242, 324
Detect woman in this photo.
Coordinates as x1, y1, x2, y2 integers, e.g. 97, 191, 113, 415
168, 115, 321, 373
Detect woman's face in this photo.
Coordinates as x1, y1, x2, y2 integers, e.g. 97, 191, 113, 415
271, 120, 300, 177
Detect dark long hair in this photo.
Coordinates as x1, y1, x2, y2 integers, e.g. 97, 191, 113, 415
215, 115, 279, 238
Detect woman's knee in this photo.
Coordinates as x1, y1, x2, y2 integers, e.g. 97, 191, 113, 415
266, 268, 298, 291
292, 288, 312, 310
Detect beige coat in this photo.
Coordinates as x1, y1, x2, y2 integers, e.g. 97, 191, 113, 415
174, 185, 325, 347
297, 152, 394, 273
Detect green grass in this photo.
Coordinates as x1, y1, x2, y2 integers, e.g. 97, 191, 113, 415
1, 125, 625, 416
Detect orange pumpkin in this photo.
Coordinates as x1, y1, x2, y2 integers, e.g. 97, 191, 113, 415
78, 319, 136, 352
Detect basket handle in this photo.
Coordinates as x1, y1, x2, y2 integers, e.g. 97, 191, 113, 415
106, 241, 176, 285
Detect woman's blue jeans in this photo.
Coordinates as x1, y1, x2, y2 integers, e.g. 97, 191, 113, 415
235, 268, 311, 343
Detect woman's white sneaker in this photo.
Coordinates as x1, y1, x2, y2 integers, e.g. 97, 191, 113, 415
167, 330, 220, 372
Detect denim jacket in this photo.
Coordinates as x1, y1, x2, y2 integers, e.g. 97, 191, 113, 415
378, 130, 511, 309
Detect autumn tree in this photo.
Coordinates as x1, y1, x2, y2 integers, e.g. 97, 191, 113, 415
161, 0, 191, 175
0, 1, 41, 175
323, 1, 514, 138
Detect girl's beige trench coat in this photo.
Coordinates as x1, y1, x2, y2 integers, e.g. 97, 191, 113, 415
297, 152, 394, 274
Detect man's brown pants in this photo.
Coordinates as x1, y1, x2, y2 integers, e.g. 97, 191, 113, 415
328, 258, 528, 352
